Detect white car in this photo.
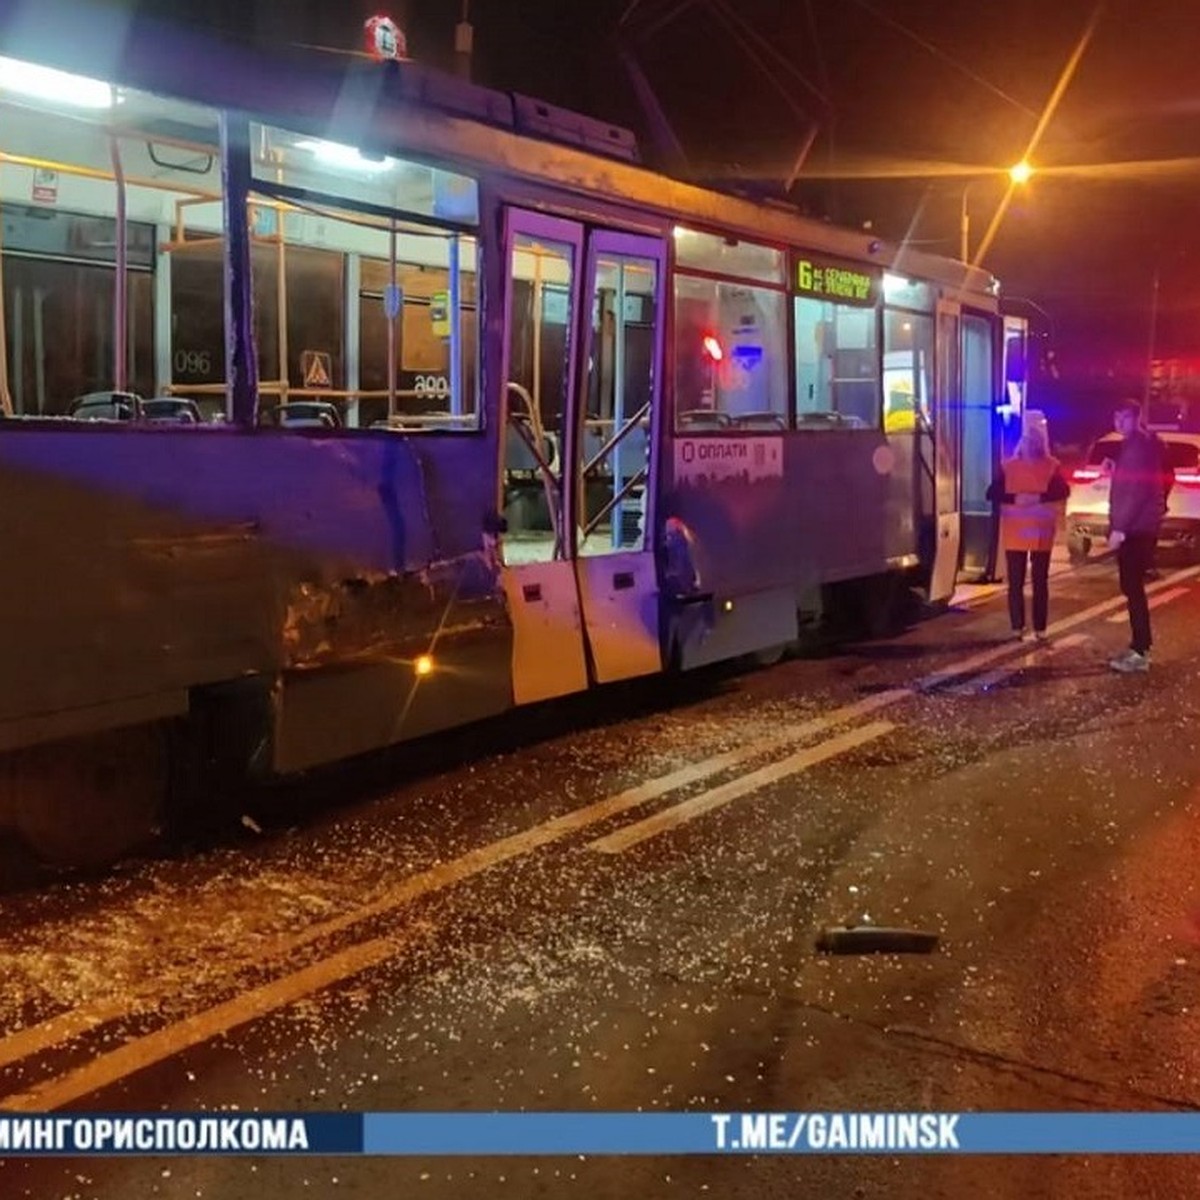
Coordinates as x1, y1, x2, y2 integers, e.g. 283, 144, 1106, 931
1066, 429, 1200, 562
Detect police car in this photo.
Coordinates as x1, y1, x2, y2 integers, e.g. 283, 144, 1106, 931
1065, 428, 1200, 563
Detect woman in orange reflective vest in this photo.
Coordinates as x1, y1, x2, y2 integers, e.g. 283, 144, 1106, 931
986, 425, 1070, 641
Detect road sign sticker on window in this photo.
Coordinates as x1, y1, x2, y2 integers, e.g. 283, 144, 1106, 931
301, 350, 332, 388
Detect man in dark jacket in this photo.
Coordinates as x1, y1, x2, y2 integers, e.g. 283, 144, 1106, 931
1107, 399, 1173, 672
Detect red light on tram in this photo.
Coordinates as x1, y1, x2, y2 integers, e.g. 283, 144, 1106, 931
364, 15, 407, 61
702, 334, 724, 362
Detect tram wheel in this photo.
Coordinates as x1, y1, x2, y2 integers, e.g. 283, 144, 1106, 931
2, 724, 167, 869
750, 643, 788, 667
859, 571, 903, 639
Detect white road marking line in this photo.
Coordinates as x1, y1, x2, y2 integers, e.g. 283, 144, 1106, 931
0, 927, 430, 1113
945, 633, 1090, 696
0, 690, 910, 1075
587, 721, 895, 856
5, 564, 1200, 1100
1105, 586, 1190, 622
950, 556, 1079, 609
929, 564, 1200, 691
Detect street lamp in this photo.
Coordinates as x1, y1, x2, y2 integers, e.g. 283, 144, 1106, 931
960, 161, 1033, 263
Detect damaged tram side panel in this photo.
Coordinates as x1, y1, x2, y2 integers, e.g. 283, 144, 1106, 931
0, 424, 509, 866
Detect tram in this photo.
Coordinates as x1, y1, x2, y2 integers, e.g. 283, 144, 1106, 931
0, 2, 1027, 865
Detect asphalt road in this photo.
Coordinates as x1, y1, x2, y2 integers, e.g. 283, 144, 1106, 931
3, 551, 1200, 1199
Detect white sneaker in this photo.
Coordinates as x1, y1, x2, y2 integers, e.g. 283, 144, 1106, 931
1010, 628, 1029, 642
1109, 649, 1150, 673
1033, 630, 1050, 643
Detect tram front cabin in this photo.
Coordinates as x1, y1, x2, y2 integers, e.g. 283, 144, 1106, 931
0, 2, 1010, 863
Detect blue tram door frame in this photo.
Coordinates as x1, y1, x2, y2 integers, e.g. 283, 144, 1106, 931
929, 298, 963, 602
959, 310, 1000, 580
495, 207, 667, 705
1000, 314, 1029, 460
573, 229, 666, 685
496, 209, 591, 705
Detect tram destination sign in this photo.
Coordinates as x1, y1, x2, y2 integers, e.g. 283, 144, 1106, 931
794, 255, 879, 306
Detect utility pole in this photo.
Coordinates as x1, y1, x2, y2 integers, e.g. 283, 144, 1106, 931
1143, 264, 1160, 409
455, 0, 474, 80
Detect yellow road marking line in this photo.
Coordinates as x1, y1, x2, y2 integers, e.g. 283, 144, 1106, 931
587, 721, 895, 855
1105, 586, 1190, 622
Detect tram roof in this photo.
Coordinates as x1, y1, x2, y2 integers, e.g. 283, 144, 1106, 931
2, 0, 997, 303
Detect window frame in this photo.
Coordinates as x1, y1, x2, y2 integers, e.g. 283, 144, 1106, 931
789, 249, 884, 433
669, 232, 792, 435
244, 177, 483, 435
881, 304, 937, 436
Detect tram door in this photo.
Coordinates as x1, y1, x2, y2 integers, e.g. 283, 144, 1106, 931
498, 210, 664, 704
930, 298, 963, 601
499, 211, 590, 704
574, 231, 664, 683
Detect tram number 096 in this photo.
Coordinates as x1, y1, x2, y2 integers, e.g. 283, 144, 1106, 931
173, 349, 213, 377
413, 374, 450, 399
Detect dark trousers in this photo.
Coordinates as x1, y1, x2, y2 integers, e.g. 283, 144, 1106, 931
1006, 549, 1051, 632
1118, 533, 1157, 654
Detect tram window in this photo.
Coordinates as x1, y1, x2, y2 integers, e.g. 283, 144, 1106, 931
170, 238, 285, 423
961, 315, 994, 515
251, 123, 479, 227
4, 256, 153, 413
245, 121, 480, 431
0, 72, 221, 418
358, 240, 479, 430
171, 242, 226, 417
672, 275, 788, 426
882, 274, 934, 312
794, 297, 880, 429
250, 240, 345, 422
580, 252, 658, 555
245, 197, 479, 430
672, 228, 785, 284
882, 310, 935, 434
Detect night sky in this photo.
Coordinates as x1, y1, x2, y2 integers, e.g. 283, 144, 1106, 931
115, 0, 1200, 439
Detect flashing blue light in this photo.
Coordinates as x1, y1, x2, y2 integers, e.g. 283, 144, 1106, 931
730, 344, 763, 370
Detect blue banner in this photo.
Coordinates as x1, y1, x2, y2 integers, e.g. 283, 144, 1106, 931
365, 1113, 1200, 1155
6, 1112, 1200, 1155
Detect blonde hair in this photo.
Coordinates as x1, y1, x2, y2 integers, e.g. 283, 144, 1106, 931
1017, 425, 1049, 461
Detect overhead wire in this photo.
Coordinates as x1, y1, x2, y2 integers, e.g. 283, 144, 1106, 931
703, 0, 817, 125
706, 0, 831, 111
635, 0, 702, 42
846, 0, 1039, 119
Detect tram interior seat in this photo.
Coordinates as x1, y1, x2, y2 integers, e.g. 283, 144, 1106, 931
678, 409, 731, 431
396, 411, 468, 433
504, 418, 557, 532
276, 401, 343, 429
143, 397, 202, 424
796, 411, 866, 430
582, 424, 610, 474
731, 411, 787, 431
369, 411, 471, 433
69, 391, 142, 421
